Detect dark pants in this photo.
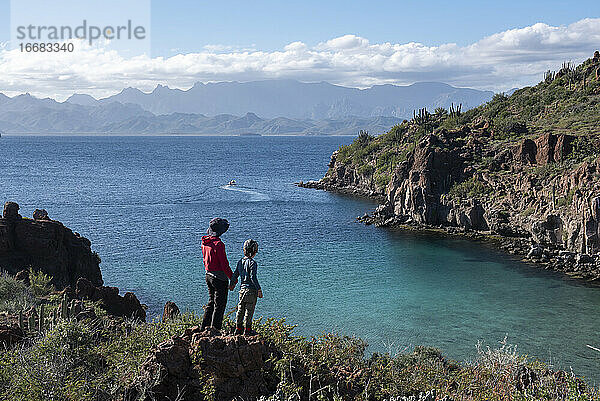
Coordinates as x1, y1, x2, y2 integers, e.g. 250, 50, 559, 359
201, 274, 229, 330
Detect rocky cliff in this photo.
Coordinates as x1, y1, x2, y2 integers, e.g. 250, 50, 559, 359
302, 52, 600, 281
129, 326, 279, 401
0, 202, 103, 288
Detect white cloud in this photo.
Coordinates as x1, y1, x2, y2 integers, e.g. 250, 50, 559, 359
1, 18, 599, 101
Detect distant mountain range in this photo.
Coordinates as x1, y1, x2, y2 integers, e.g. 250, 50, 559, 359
67, 80, 494, 120
0, 80, 495, 135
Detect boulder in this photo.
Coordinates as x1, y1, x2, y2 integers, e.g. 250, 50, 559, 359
534, 133, 558, 165
514, 139, 537, 164
32, 209, 49, 221
2, 202, 21, 220
162, 301, 180, 322
76, 278, 146, 321
130, 326, 279, 401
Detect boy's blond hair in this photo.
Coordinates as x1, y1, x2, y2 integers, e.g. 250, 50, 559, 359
243, 239, 259, 257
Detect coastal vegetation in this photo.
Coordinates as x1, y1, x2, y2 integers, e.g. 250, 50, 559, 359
332, 53, 600, 192
0, 272, 597, 400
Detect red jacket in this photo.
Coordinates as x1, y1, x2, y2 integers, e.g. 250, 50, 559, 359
201, 236, 232, 279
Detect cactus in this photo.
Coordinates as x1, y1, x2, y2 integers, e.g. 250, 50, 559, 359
60, 294, 68, 319
69, 300, 82, 318
18, 311, 25, 330
28, 308, 37, 332
434, 107, 447, 117
38, 304, 45, 331
413, 108, 431, 126
544, 70, 556, 83
449, 103, 462, 118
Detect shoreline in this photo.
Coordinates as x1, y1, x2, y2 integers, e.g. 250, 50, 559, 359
297, 180, 600, 286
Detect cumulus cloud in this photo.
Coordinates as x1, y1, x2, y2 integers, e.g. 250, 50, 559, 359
1, 18, 599, 100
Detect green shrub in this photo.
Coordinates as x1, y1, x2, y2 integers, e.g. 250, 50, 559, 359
357, 164, 375, 176
448, 177, 490, 199
569, 135, 597, 162
374, 172, 391, 189
29, 268, 54, 298
0, 272, 35, 313
1, 320, 107, 400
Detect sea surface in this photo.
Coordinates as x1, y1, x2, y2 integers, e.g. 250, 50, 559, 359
1, 135, 599, 382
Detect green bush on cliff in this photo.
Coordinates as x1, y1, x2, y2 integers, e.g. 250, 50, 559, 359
0, 273, 35, 312
0, 320, 107, 400
29, 268, 54, 298
448, 177, 490, 200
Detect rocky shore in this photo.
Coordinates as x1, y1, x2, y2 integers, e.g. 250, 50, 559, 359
298, 52, 600, 284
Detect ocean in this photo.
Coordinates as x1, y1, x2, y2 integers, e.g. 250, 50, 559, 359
1, 135, 599, 381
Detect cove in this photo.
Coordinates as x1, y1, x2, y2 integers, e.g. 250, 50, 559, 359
0, 135, 599, 382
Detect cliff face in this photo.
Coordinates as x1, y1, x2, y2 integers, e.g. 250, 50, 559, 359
304, 53, 600, 280
0, 202, 103, 288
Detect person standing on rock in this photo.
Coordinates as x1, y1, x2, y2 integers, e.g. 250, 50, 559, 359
201, 218, 232, 331
230, 239, 263, 335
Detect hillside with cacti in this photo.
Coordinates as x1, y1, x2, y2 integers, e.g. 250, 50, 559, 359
301, 51, 600, 281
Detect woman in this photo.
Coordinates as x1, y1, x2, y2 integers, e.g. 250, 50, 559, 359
200, 217, 232, 331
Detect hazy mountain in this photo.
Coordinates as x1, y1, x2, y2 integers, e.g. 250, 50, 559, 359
2, 80, 495, 135
0, 93, 404, 135
67, 80, 494, 119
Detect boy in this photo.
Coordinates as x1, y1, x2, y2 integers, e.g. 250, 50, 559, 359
230, 239, 263, 335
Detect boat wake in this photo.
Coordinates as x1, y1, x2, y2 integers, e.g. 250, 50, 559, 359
220, 185, 270, 201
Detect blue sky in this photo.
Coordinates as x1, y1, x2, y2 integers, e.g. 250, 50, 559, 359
1, 0, 597, 55
148, 0, 598, 55
0, 0, 598, 99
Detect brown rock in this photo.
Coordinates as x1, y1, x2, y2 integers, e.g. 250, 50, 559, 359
554, 134, 575, 162
32, 209, 49, 221
76, 277, 146, 321
534, 133, 558, 165
2, 202, 20, 220
162, 301, 180, 322
0, 203, 102, 289
131, 329, 279, 401
514, 139, 537, 164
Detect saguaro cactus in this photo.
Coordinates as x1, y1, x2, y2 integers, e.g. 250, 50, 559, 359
28, 308, 37, 332
449, 103, 462, 118
60, 294, 68, 319
18, 311, 25, 330
38, 304, 45, 331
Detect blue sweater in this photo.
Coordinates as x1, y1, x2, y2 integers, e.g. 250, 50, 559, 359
231, 257, 261, 291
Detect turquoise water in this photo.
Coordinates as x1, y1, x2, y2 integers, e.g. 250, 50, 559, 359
1, 135, 599, 382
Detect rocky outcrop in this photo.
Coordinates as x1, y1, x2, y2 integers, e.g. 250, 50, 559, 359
297, 151, 386, 199
162, 301, 180, 322
130, 326, 279, 401
75, 278, 146, 321
0, 202, 103, 288
309, 126, 600, 281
